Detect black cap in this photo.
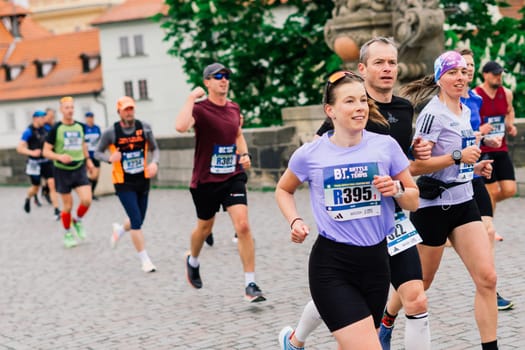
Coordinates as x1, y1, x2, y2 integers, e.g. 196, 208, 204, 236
203, 62, 231, 79
482, 61, 504, 74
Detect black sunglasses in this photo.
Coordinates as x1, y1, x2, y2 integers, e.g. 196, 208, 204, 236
209, 72, 230, 80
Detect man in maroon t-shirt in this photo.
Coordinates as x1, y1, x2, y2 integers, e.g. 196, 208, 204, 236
175, 62, 265, 302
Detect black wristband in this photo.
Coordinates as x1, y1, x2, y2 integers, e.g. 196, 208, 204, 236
290, 217, 303, 229
241, 152, 252, 160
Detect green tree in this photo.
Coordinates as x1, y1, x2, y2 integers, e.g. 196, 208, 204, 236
160, 0, 339, 127
160, 0, 524, 126
442, 0, 525, 118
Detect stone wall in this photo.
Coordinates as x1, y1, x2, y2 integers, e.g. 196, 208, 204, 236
0, 126, 299, 191
1, 110, 524, 192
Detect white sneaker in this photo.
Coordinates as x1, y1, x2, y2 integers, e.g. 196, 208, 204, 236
110, 223, 123, 249
141, 260, 157, 273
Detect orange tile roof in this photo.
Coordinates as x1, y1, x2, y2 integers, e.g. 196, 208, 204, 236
0, 29, 102, 102
91, 0, 168, 25
19, 16, 53, 39
0, 2, 30, 17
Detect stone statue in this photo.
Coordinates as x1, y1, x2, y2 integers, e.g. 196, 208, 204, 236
325, 0, 444, 83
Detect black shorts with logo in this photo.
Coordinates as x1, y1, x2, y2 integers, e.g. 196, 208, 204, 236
190, 172, 248, 220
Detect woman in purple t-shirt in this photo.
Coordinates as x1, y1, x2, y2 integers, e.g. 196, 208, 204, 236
275, 71, 419, 350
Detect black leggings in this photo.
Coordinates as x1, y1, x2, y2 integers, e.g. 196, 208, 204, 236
309, 235, 390, 332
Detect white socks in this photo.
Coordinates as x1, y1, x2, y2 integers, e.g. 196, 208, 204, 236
294, 300, 323, 342
245, 272, 255, 287
405, 312, 431, 350
137, 250, 151, 264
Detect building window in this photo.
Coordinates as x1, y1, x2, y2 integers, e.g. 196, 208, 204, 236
124, 81, 134, 98
2, 64, 24, 82
134, 35, 144, 55
33, 59, 56, 78
80, 53, 100, 73
119, 36, 130, 57
138, 80, 149, 100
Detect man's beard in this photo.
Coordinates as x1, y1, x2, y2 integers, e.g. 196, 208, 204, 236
489, 83, 501, 89
122, 119, 134, 127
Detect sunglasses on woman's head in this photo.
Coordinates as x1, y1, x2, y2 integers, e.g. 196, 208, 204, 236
327, 71, 359, 85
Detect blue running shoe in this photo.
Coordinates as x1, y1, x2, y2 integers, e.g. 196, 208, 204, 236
278, 326, 304, 350
378, 323, 393, 350
497, 292, 514, 310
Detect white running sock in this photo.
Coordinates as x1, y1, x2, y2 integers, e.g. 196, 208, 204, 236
245, 272, 255, 287
137, 250, 150, 264
188, 255, 199, 267
294, 300, 323, 342
116, 224, 125, 238
405, 312, 430, 350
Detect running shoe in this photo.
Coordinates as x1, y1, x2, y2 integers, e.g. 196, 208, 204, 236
73, 220, 86, 240
497, 292, 514, 310
185, 254, 202, 289
33, 195, 42, 207
42, 185, 51, 204
278, 326, 304, 350
110, 223, 123, 249
63, 232, 77, 248
378, 323, 393, 350
24, 198, 30, 213
245, 282, 266, 302
54, 208, 61, 221
141, 260, 157, 273
205, 232, 214, 247
232, 232, 238, 243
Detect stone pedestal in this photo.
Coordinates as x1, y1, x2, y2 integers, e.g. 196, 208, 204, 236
281, 105, 326, 144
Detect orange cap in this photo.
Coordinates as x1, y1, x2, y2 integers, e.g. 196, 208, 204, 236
116, 96, 135, 111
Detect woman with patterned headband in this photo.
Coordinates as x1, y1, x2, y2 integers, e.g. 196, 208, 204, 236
401, 51, 499, 350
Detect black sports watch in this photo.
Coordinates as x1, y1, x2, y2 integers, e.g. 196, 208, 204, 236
452, 150, 462, 165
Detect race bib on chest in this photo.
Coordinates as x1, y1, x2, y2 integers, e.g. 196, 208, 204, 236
387, 212, 422, 256
323, 162, 381, 221
210, 144, 237, 174
485, 115, 505, 139
63, 131, 82, 151
457, 132, 475, 182
25, 159, 41, 176
122, 150, 145, 174
85, 133, 99, 152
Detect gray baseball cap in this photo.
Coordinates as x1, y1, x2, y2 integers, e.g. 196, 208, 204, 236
203, 62, 231, 79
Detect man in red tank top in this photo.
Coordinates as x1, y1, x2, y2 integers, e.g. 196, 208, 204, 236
474, 61, 518, 214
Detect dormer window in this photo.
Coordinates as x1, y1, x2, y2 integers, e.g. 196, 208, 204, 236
79, 53, 101, 73
2, 64, 25, 82
33, 59, 56, 78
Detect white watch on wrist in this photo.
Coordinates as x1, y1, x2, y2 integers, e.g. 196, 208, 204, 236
393, 180, 405, 198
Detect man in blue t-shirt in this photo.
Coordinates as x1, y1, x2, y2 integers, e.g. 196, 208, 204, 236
84, 112, 102, 200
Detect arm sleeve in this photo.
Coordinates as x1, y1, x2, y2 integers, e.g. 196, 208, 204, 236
94, 127, 115, 163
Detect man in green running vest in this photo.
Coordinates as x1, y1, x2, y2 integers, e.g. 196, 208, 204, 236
43, 96, 94, 248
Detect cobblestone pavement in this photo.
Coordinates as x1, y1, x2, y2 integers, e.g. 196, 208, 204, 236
0, 186, 523, 349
